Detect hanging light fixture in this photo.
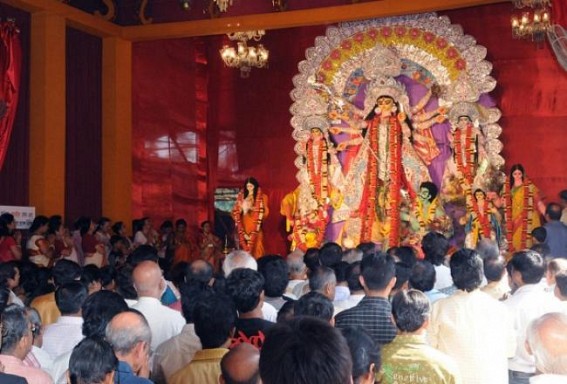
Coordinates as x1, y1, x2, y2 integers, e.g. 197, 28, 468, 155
511, 0, 552, 45
219, 31, 269, 78
214, 0, 233, 12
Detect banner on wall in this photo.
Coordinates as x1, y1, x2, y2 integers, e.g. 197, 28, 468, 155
0, 205, 35, 229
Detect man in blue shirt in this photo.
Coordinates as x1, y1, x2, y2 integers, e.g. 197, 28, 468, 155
543, 203, 567, 258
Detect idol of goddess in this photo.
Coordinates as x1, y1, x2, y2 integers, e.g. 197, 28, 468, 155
464, 188, 502, 249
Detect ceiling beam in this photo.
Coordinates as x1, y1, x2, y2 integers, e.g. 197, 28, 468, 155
122, 0, 508, 41
1, 0, 121, 37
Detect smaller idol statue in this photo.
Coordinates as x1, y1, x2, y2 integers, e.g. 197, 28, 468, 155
463, 188, 502, 249
232, 177, 269, 259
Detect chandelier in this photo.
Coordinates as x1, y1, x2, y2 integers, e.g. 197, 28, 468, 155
214, 0, 233, 12
511, 0, 552, 45
219, 30, 269, 78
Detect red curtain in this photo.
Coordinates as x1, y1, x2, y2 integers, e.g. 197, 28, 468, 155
0, 20, 21, 171
65, 28, 102, 225
132, 38, 209, 233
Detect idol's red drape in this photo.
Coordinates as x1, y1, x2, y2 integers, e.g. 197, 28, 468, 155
0, 20, 22, 171
132, 38, 209, 232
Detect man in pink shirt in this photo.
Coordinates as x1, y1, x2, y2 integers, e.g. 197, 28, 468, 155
0, 305, 53, 384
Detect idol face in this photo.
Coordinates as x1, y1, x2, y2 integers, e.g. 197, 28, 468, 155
376, 96, 394, 112
419, 187, 431, 201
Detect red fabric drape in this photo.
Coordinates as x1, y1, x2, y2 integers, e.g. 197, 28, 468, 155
0, 20, 21, 171
132, 38, 209, 233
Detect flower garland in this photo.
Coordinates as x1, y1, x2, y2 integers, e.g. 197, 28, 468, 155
232, 189, 265, 253
504, 179, 534, 251
471, 197, 492, 239
388, 116, 403, 247
453, 124, 475, 185
306, 137, 329, 203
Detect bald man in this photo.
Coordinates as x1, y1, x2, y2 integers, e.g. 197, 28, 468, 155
106, 310, 153, 384
526, 312, 567, 383
220, 342, 260, 384
131, 261, 185, 351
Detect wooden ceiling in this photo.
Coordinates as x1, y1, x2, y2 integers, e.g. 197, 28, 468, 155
1, 0, 508, 40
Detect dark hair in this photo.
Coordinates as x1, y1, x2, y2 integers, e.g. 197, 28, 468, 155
319, 242, 343, 268
97, 217, 111, 232
29, 215, 49, 234
160, 220, 173, 231
308, 266, 336, 293
99, 266, 116, 288
48, 215, 63, 235
391, 290, 431, 332
556, 271, 567, 297
115, 265, 137, 300
193, 291, 236, 349
509, 250, 545, 284
175, 219, 187, 228
545, 203, 563, 221
82, 290, 128, 338
79, 217, 93, 236
226, 268, 265, 313
55, 281, 88, 315
356, 242, 376, 258
81, 265, 102, 287
333, 261, 350, 283
200, 220, 212, 229
390, 246, 417, 268
0, 213, 14, 237
294, 291, 334, 322
0, 286, 10, 315
180, 281, 213, 324
169, 262, 189, 288
258, 255, 289, 298
111, 221, 124, 236
360, 252, 396, 291
531, 227, 547, 243
346, 262, 363, 292
420, 181, 438, 202
509, 164, 525, 188
530, 243, 551, 259
341, 327, 380, 384
483, 256, 506, 282
560, 190, 567, 202
303, 248, 321, 275
127, 245, 159, 266
422, 232, 449, 266
52, 259, 82, 287
409, 261, 436, 292
187, 260, 214, 285
260, 317, 353, 384
0, 261, 18, 288
449, 248, 483, 292
0, 304, 29, 353
393, 262, 412, 291
69, 337, 117, 384
243, 177, 259, 200
277, 300, 295, 324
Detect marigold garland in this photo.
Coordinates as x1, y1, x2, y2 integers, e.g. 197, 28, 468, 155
453, 124, 475, 185
504, 179, 535, 252
471, 197, 492, 239
232, 188, 265, 253
306, 137, 329, 203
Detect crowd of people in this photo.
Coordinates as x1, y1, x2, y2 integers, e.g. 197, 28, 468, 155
0, 210, 566, 384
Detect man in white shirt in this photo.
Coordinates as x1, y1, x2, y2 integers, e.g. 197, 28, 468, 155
132, 261, 185, 351
429, 248, 515, 384
42, 282, 87, 359
284, 250, 307, 298
526, 312, 567, 383
505, 250, 562, 384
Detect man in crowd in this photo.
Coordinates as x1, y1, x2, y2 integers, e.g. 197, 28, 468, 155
260, 317, 352, 384
409, 261, 447, 304
308, 265, 337, 301
258, 255, 291, 310
42, 281, 88, 359
526, 312, 567, 382
226, 268, 274, 349
481, 255, 510, 301
131, 260, 185, 351
505, 250, 562, 384
285, 250, 307, 298
0, 305, 54, 383
220, 343, 260, 384
105, 310, 153, 384
335, 252, 397, 345
543, 203, 567, 258
294, 291, 334, 324
381, 290, 461, 383
169, 292, 236, 384
429, 248, 515, 384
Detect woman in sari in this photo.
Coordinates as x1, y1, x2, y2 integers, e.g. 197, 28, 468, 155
0, 213, 22, 262
81, 218, 106, 267
26, 215, 53, 267
503, 164, 545, 253
198, 221, 223, 272
232, 177, 270, 258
